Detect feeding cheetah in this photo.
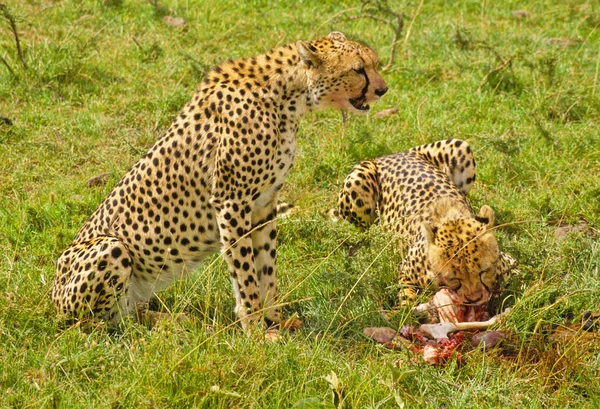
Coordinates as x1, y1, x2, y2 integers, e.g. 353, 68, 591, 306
52, 32, 388, 329
334, 139, 518, 310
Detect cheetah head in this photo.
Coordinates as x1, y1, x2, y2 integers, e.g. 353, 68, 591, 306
297, 32, 387, 114
423, 204, 502, 306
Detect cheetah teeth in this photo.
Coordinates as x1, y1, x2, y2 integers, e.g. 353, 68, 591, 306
349, 97, 370, 111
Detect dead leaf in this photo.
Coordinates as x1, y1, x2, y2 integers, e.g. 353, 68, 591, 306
279, 315, 303, 331
324, 371, 345, 408
373, 108, 398, 118
549, 321, 599, 343
582, 311, 600, 332
264, 330, 281, 342
512, 10, 530, 19
75, 14, 93, 23
545, 37, 578, 48
363, 327, 397, 344
87, 172, 111, 187
554, 219, 589, 242
162, 16, 186, 27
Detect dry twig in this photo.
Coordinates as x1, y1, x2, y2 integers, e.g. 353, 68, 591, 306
0, 2, 27, 70
478, 56, 514, 91
455, 27, 519, 94
334, 0, 404, 71
0, 53, 14, 76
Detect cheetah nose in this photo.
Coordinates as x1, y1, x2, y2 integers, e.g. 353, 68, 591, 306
464, 294, 483, 304
375, 87, 388, 97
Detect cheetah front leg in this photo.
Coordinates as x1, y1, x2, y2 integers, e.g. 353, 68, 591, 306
409, 139, 476, 195
397, 241, 437, 307
212, 197, 262, 330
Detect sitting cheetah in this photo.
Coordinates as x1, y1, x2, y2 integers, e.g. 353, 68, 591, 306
52, 32, 388, 329
334, 139, 517, 308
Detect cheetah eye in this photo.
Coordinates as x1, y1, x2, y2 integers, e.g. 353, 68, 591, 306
479, 267, 494, 280
353, 67, 366, 75
443, 275, 460, 285
447, 277, 461, 289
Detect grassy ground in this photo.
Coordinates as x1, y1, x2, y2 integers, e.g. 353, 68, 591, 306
1, 0, 599, 407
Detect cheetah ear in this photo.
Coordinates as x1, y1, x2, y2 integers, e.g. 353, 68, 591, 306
475, 205, 494, 228
327, 32, 347, 42
296, 41, 321, 69
423, 221, 437, 244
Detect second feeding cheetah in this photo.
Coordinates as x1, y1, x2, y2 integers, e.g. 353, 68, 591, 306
335, 139, 517, 309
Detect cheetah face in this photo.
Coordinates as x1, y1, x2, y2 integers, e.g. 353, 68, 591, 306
297, 32, 387, 114
423, 205, 502, 306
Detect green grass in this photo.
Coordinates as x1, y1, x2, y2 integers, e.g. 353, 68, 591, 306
1, 0, 599, 407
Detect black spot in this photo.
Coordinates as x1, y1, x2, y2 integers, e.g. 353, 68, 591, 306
111, 247, 122, 259
108, 276, 119, 287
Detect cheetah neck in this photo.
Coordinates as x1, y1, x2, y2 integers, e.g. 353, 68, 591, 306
203, 44, 311, 120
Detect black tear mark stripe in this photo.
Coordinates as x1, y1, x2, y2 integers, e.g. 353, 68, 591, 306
357, 68, 370, 99
480, 275, 491, 293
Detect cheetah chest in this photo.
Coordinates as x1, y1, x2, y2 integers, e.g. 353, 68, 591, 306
254, 127, 297, 208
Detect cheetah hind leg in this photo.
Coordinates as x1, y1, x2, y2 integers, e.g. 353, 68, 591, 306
334, 160, 380, 228
251, 201, 302, 332
409, 139, 476, 195
52, 236, 135, 325
498, 251, 519, 282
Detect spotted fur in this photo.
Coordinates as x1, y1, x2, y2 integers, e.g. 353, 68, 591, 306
52, 32, 387, 328
335, 139, 517, 306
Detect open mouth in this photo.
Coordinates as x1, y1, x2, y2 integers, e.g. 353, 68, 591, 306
349, 97, 370, 111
